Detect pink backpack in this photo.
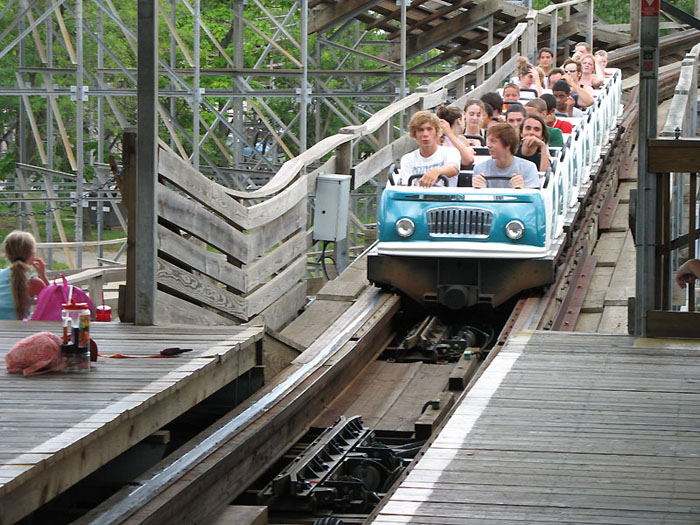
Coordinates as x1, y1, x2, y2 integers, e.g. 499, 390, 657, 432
30, 275, 95, 321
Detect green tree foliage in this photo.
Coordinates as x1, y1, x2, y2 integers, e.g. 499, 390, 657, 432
1, 0, 695, 180
533, 0, 695, 24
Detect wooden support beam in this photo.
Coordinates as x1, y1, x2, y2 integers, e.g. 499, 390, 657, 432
647, 310, 700, 338
135, 0, 158, 325
365, 0, 432, 31
414, 392, 455, 440
648, 138, 700, 173
394, 0, 500, 61
120, 129, 137, 323
448, 352, 481, 391
309, 0, 383, 34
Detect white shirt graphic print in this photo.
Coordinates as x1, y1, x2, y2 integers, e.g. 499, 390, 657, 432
399, 145, 461, 187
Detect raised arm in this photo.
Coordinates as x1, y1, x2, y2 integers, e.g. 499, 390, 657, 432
565, 72, 594, 108
532, 66, 544, 97
440, 118, 475, 166
594, 54, 606, 79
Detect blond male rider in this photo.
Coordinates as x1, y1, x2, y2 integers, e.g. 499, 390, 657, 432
399, 111, 460, 187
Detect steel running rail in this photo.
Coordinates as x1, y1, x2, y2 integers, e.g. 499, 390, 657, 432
82, 288, 391, 523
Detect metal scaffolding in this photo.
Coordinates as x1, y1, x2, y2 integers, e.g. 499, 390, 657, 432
0, 1, 496, 264
1, 0, 608, 273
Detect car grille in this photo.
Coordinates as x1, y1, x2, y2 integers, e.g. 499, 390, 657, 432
427, 207, 492, 238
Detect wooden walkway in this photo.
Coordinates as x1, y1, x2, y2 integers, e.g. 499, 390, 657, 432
373, 331, 700, 524
0, 321, 263, 525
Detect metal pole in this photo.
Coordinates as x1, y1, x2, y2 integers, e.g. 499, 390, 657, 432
400, 0, 407, 132
97, 4, 104, 263
135, 0, 158, 324
18, 16, 26, 232
233, 0, 244, 167
355, 20, 360, 125
400, 0, 407, 100
635, 0, 660, 336
193, 0, 201, 170
315, 42, 322, 144
76, 0, 84, 267
170, 0, 177, 152
46, 11, 54, 265
300, 0, 308, 152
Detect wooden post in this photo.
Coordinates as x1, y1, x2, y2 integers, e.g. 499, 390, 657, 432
476, 65, 485, 87
135, 0, 158, 325
526, 10, 537, 64
120, 129, 137, 323
550, 10, 558, 67
689, 173, 697, 311
657, 172, 671, 308
587, 0, 594, 50
456, 74, 466, 100
487, 17, 494, 75
377, 120, 391, 205
630, 0, 640, 43
334, 141, 352, 273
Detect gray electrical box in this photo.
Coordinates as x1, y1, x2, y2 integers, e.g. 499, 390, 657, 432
313, 174, 351, 241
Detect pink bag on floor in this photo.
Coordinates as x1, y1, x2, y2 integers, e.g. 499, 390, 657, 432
30, 275, 95, 321
6, 332, 64, 376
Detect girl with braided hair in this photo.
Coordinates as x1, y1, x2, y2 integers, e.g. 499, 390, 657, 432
1, 231, 48, 319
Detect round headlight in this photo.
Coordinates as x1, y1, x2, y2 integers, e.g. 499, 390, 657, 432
396, 218, 415, 238
505, 220, 525, 240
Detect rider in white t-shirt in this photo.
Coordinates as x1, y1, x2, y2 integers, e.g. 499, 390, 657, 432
398, 111, 460, 187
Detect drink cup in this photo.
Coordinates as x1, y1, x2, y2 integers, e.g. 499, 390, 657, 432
96, 305, 112, 322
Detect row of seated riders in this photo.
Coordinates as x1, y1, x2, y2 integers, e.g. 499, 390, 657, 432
396, 68, 610, 190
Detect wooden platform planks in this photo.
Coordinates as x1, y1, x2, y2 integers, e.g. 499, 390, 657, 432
315, 256, 369, 302
605, 230, 636, 306
0, 321, 263, 525
372, 331, 700, 524
592, 231, 627, 267
578, 169, 636, 334
581, 266, 614, 313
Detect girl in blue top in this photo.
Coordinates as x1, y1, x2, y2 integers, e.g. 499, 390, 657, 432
1, 231, 49, 320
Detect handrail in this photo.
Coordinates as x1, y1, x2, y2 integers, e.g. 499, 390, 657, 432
37, 238, 127, 248
213, 20, 536, 201
540, 0, 587, 15
661, 42, 700, 137
339, 93, 422, 137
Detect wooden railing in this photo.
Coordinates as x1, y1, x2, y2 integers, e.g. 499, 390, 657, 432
646, 42, 700, 337
121, 2, 598, 327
